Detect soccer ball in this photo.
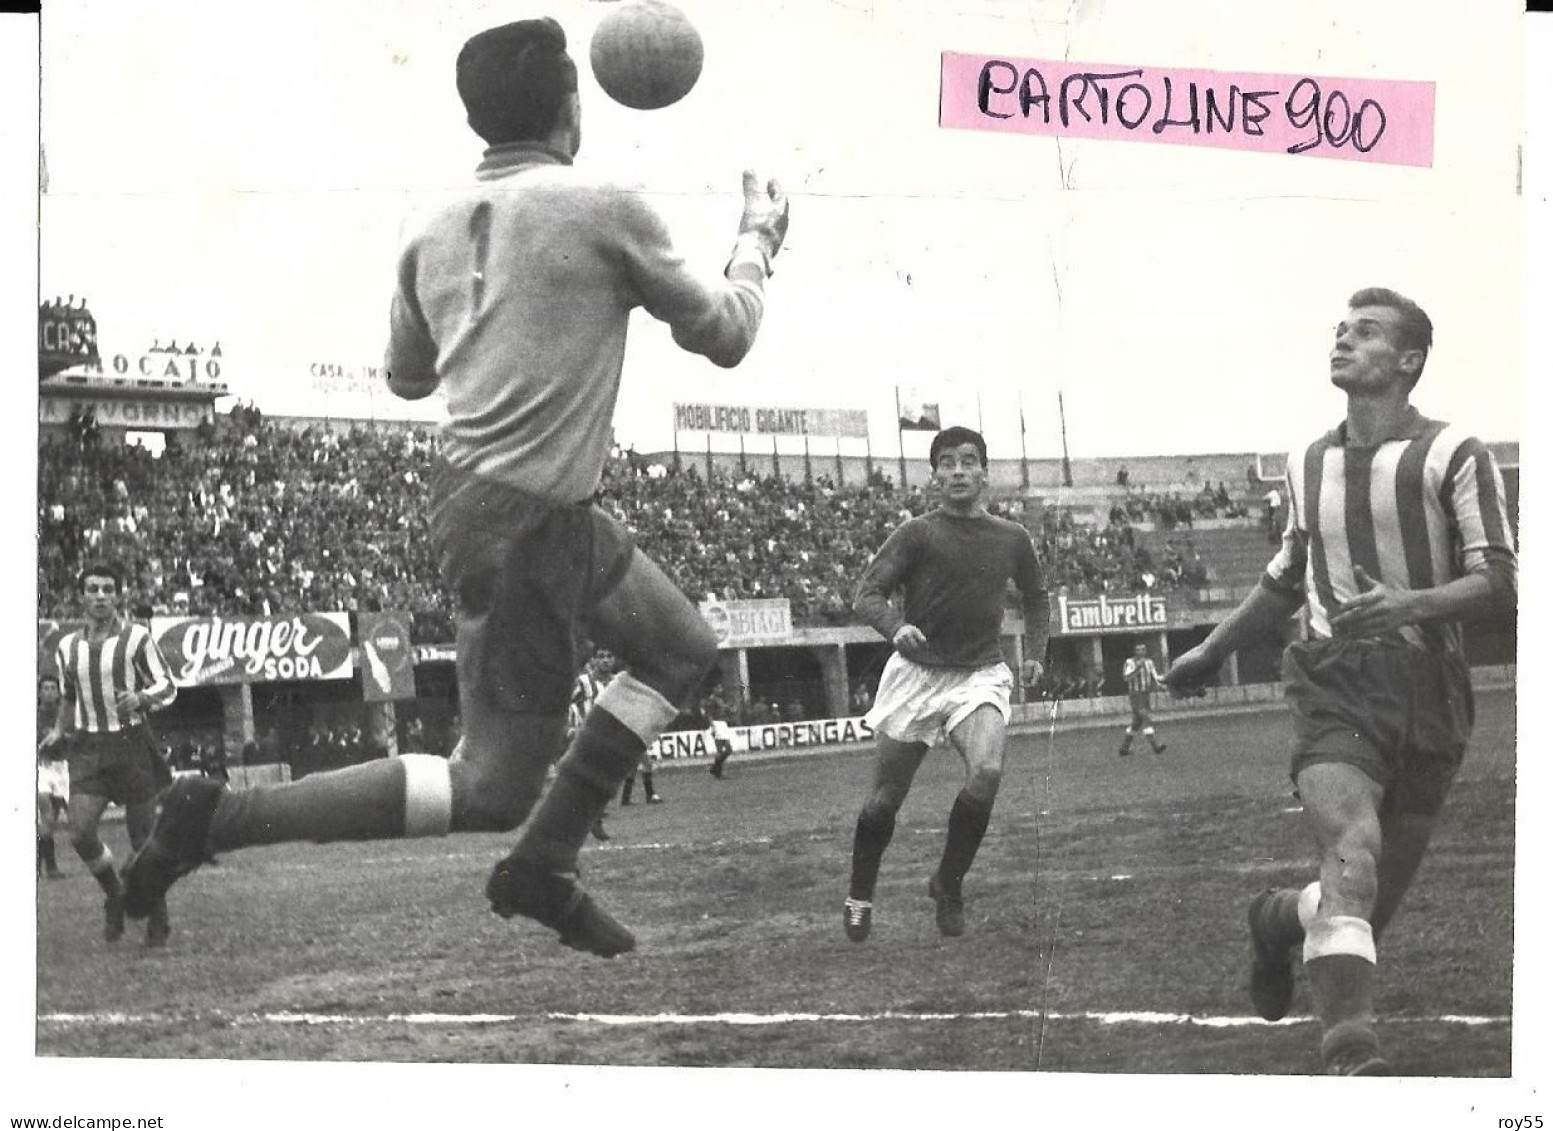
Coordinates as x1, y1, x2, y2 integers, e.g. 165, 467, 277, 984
589, 0, 704, 111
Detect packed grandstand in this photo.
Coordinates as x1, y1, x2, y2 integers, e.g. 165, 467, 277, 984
38, 403, 1251, 642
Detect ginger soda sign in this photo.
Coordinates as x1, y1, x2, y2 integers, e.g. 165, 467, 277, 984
151, 613, 355, 685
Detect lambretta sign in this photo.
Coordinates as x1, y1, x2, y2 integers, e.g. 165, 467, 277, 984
1054, 593, 1167, 635
151, 613, 354, 685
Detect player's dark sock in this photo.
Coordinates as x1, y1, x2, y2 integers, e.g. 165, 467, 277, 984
1310, 955, 1382, 1071
206, 756, 446, 850
936, 791, 993, 894
848, 803, 897, 902
1253, 887, 1306, 952
38, 834, 56, 875
514, 709, 645, 873
1308, 952, 1376, 1027
621, 774, 635, 804
642, 770, 657, 798
78, 843, 119, 896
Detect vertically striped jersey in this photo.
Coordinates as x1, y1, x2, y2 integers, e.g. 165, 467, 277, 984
1263, 411, 1517, 652
1122, 657, 1163, 696
54, 621, 178, 733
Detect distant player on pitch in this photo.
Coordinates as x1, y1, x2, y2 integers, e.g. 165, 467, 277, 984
36, 673, 69, 880
123, 17, 788, 959
1167, 288, 1516, 1075
1118, 643, 1168, 757
844, 426, 1049, 942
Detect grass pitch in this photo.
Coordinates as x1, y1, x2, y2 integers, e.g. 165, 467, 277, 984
36, 691, 1515, 1075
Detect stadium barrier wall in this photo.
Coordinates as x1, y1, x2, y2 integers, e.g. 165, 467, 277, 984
647, 665, 1515, 764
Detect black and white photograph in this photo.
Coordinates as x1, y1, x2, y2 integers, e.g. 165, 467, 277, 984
6, 0, 1544, 1125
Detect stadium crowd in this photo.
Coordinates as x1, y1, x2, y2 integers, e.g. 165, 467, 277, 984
38, 410, 1249, 642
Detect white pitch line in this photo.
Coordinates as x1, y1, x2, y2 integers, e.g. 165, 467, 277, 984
38, 1008, 1508, 1030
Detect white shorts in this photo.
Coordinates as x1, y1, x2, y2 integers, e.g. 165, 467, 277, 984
864, 653, 1013, 746
38, 759, 69, 800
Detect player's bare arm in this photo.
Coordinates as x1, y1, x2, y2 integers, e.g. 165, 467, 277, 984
1166, 580, 1303, 693
1329, 562, 1514, 637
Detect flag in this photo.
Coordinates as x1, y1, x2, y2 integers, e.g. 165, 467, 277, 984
897, 388, 941, 432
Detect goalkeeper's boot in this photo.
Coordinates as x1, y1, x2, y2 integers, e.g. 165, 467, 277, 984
122, 777, 226, 919
486, 851, 635, 958
1248, 889, 1298, 1022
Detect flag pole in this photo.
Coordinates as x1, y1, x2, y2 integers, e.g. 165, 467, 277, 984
1019, 390, 1030, 490
1058, 392, 1073, 488
895, 385, 908, 490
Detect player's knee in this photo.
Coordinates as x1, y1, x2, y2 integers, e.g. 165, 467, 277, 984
860, 796, 901, 827
964, 764, 1001, 803
863, 786, 906, 820
1323, 837, 1381, 916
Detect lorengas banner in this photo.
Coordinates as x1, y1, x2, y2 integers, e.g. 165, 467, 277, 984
151, 613, 355, 686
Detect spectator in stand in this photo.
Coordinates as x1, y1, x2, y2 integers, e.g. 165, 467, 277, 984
1264, 485, 1284, 543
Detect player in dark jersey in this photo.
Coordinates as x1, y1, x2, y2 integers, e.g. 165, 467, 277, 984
122, 18, 788, 959
36, 673, 68, 879
1167, 288, 1517, 1075
843, 426, 1049, 941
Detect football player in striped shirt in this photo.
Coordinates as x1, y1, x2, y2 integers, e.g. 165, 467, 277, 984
40, 563, 179, 945
1118, 643, 1168, 757
1167, 288, 1517, 1075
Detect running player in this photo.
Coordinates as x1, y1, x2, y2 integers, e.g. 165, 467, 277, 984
41, 563, 178, 944
37, 673, 69, 879
843, 426, 1049, 941
123, 17, 788, 959
1167, 288, 1516, 1075
1117, 643, 1168, 757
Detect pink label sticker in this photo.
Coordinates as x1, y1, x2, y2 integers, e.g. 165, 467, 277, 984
940, 53, 1435, 167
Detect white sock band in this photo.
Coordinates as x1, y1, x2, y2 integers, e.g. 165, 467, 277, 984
596, 672, 679, 746
85, 847, 114, 876
1303, 913, 1376, 964
1143, 727, 1156, 736
401, 754, 453, 838
1296, 881, 1321, 930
